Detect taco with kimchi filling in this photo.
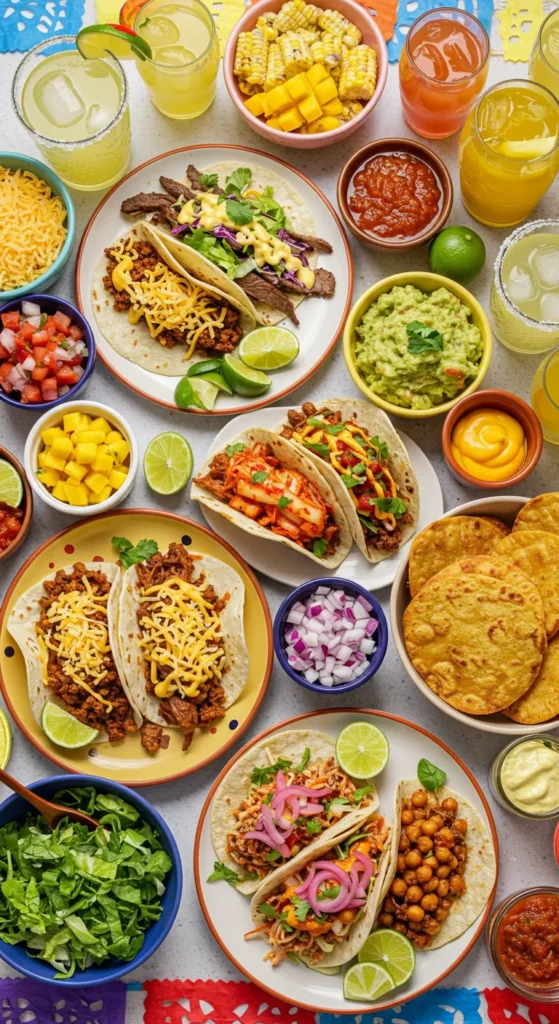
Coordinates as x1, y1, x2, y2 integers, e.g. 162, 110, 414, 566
210, 729, 379, 894
191, 428, 352, 569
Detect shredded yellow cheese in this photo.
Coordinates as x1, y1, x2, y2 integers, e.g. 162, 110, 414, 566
138, 577, 226, 700
0, 166, 67, 292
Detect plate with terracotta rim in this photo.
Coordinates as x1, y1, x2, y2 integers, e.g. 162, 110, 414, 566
0, 509, 272, 786
194, 707, 499, 1015
75, 143, 353, 415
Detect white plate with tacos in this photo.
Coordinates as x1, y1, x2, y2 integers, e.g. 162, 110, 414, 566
194, 403, 443, 589
75, 145, 353, 415
194, 708, 498, 1015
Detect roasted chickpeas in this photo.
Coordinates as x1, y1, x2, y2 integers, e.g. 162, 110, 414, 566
424, 855, 439, 870
421, 893, 439, 912
397, 854, 406, 873
435, 847, 451, 863
442, 797, 458, 813
403, 869, 418, 886
438, 827, 456, 846
405, 849, 422, 869
454, 818, 468, 834
406, 904, 425, 922
420, 819, 438, 837
449, 873, 466, 894
416, 864, 433, 884
417, 835, 433, 854
423, 878, 439, 893
436, 864, 451, 879
411, 790, 428, 807
406, 823, 422, 842
399, 834, 410, 852
379, 912, 394, 927
391, 878, 407, 897
406, 885, 423, 904
401, 809, 415, 826
437, 879, 450, 897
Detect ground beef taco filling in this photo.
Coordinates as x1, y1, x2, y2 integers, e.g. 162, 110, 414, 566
36, 564, 137, 743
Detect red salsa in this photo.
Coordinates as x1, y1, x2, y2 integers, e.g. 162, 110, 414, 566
0, 502, 23, 553
348, 152, 442, 240
0, 302, 86, 405
497, 893, 559, 988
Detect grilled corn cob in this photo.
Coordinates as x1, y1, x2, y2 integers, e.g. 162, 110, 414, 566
338, 44, 377, 100
317, 9, 361, 47
299, 27, 319, 42
264, 42, 286, 90
320, 31, 344, 68
309, 36, 326, 63
278, 31, 313, 74
275, 0, 319, 33
256, 11, 278, 40
238, 79, 261, 95
234, 27, 268, 85
339, 100, 363, 121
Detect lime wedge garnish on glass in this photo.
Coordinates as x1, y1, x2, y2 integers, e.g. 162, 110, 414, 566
0, 459, 23, 508
336, 721, 389, 779
497, 137, 556, 160
76, 24, 152, 61
42, 701, 99, 749
221, 354, 272, 397
144, 431, 193, 494
343, 962, 394, 1002
0, 709, 12, 769
358, 930, 415, 986
239, 326, 300, 371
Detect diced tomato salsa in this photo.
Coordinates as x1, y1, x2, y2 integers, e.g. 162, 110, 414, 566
0, 302, 87, 405
0, 503, 23, 553
497, 893, 559, 988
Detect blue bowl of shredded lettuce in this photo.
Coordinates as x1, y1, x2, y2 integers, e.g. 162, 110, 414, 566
0, 775, 182, 985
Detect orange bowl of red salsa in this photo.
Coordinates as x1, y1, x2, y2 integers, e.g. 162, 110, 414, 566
337, 138, 453, 251
487, 887, 559, 1002
0, 446, 32, 563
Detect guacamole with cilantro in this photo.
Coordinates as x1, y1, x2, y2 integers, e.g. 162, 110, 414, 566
354, 284, 484, 410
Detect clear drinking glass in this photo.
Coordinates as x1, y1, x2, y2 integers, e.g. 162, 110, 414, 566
531, 346, 559, 444
491, 219, 559, 354
529, 8, 559, 100
12, 36, 131, 191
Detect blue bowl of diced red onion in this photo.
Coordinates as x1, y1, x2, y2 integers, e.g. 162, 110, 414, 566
273, 578, 388, 693
0, 294, 95, 410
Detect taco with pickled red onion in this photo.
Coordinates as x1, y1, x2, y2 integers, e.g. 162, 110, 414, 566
276, 399, 419, 564
247, 810, 392, 968
191, 429, 352, 569
211, 729, 379, 894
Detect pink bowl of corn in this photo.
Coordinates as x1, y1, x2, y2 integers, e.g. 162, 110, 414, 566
223, 0, 388, 149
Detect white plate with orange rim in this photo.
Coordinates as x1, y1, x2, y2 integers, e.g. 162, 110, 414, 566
194, 707, 499, 1016
196, 406, 443, 590
75, 143, 353, 416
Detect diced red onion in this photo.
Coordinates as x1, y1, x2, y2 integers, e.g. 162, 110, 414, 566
283, 587, 378, 688
365, 618, 378, 636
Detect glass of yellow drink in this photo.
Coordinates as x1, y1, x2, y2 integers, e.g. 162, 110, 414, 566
12, 36, 131, 191
459, 79, 559, 227
491, 219, 559, 354
130, 0, 220, 119
530, 8, 559, 99
531, 346, 559, 444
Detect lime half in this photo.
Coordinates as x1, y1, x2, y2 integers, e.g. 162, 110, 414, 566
336, 721, 389, 779
0, 709, 12, 769
77, 24, 152, 61
239, 327, 300, 371
343, 962, 394, 1002
41, 701, 99, 749
144, 432, 193, 495
221, 354, 272, 397
358, 930, 415, 987
0, 459, 23, 508
191, 378, 219, 410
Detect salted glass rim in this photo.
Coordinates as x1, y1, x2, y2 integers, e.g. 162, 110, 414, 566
474, 78, 559, 166
494, 218, 559, 331
12, 35, 129, 150
133, 0, 217, 68
405, 7, 490, 87
536, 8, 559, 75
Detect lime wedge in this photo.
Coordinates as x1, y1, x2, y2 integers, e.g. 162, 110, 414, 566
221, 354, 272, 397
76, 23, 152, 61
336, 721, 389, 780
358, 930, 415, 986
239, 326, 300, 371
0, 709, 12, 769
187, 359, 223, 378
343, 962, 394, 1002
144, 432, 193, 494
191, 377, 219, 410
41, 701, 99, 749
0, 459, 23, 508
197, 372, 233, 395
175, 376, 195, 409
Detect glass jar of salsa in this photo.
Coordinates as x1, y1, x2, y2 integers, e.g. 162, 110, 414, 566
487, 887, 559, 1001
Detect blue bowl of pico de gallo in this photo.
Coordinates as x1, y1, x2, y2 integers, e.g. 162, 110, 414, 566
0, 294, 95, 409
273, 577, 388, 694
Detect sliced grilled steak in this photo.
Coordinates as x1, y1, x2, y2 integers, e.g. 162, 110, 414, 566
186, 164, 225, 195
310, 268, 336, 297
240, 272, 299, 325
159, 176, 197, 201
287, 230, 333, 254
121, 192, 174, 215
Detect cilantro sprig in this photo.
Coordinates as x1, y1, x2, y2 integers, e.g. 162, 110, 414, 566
112, 537, 158, 569
407, 320, 444, 354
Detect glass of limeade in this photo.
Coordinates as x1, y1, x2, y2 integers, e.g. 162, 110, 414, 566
531, 347, 559, 444
491, 220, 559, 354
129, 0, 220, 119
459, 79, 559, 227
12, 36, 131, 191
530, 8, 559, 100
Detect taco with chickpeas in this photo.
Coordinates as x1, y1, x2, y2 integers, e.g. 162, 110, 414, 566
377, 780, 496, 950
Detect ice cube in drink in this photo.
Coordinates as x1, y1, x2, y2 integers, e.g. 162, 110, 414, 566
33, 71, 85, 129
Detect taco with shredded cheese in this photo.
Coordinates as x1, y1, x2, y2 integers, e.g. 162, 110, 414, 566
7, 562, 142, 744
276, 399, 419, 564
191, 428, 352, 569
118, 543, 249, 755
90, 221, 255, 376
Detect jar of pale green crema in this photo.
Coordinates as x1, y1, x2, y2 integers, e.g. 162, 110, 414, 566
490, 735, 559, 820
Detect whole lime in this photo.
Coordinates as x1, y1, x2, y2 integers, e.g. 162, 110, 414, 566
429, 226, 486, 285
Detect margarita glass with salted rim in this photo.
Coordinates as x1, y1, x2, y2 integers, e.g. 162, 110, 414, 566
491, 219, 559, 354
530, 8, 559, 100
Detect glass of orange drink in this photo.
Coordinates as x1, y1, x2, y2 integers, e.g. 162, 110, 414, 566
531, 347, 559, 444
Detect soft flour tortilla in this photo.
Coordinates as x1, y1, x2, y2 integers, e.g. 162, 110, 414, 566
211, 729, 379, 895
153, 161, 320, 327
91, 220, 255, 376
117, 554, 248, 728
8, 562, 142, 742
275, 399, 419, 565
191, 428, 353, 569
249, 809, 393, 968
392, 780, 496, 950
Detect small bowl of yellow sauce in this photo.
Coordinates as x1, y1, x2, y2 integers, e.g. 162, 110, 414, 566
442, 389, 543, 489
490, 735, 559, 820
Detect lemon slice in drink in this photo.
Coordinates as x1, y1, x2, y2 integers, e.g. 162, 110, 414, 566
144, 432, 193, 495
42, 701, 99, 749
343, 962, 394, 1002
239, 327, 300, 371
0, 710, 12, 768
336, 721, 389, 779
497, 138, 556, 160
358, 930, 415, 986
77, 24, 152, 61
0, 459, 23, 508
221, 354, 272, 397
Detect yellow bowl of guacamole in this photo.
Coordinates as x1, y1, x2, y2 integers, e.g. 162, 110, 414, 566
343, 272, 492, 419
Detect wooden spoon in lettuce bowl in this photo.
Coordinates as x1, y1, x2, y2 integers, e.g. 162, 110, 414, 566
0, 766, 100, 831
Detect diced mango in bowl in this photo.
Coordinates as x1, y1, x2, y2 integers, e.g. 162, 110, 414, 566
36, 413, 130, 506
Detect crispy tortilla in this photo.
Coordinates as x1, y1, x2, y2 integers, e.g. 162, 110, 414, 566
505, 634, 559, 724
494, 530, 559, 639
408, 516, 511, 597
513, 493, 559, 536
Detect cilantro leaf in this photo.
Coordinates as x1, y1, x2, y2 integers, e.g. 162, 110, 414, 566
227, 442, 246, 457
292, 895, 311, 922
258, 901, 279, 917
199, 172, 219, 189
407, 320, 444, 354
417, 758, 447, 792
357, 514, 379, 535
325, 421, 346, 435
265, 849, 282, 862
112, 536, 133, 553
307, 417, 325, 428
306, 820, 322, 835
304, 441, 330, 459
263, 792, 273, 805
374, 497, 408, 517
369, 436, 389, 460
249, 186, 287, 232
224, 167, 252, 196
207, 861, 248, 887
351, 785, 373, 803
279, 911, 294, 932
252, 470, 268, 483
112, 537, 158, 569
278, 495, 292, 510
250, 757, 293, 786
226, 199, 254, 226
341, 474, 361, 490
313, 538, 328, 559
351, 461, 366, 477
294, 747, 311, 772
317, 883, 341, 901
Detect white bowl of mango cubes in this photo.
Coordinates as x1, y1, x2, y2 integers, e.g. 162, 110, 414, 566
24, 401, 138, 517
